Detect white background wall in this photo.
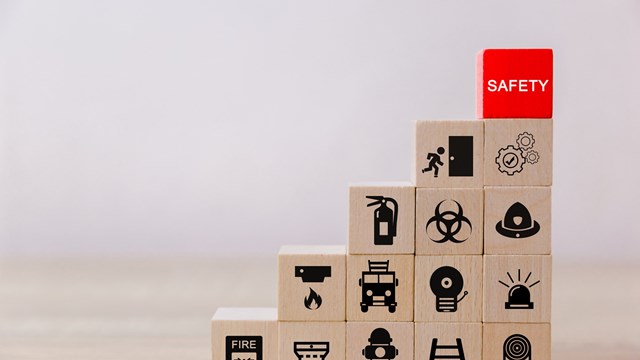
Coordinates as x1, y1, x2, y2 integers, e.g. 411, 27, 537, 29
0, 1, 638, 260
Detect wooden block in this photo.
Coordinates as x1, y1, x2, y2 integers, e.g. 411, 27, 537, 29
415, 188, 483, 255
483, 323, 551, 360
484, 119, 553, 186
346, 322, 414, 360
349, 182, 415, 255
484, 186, 551, 255
483, 255, 552, 323
346, 254, 414, 321
279, 321, 345, 360
414, 256, 482, 322
413, 120, 484, 188
211, 307, 277, 360
278, 245, 346, 321
415, 323, 482, 360
476, 48, 553, 119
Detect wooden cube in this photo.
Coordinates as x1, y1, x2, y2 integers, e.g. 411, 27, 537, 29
346, 255, 414, 321
483, 255, 552, 323
483, 323, 551, 360
413, 120, 484, 188
484, 119, 553, 186
211, 307, 277, 360
346, 322, 413, 360
476, 48, 553, 119
484, 187, 551, 255
415, 323, 482, 360
278, 245, 346, 321
415, 188, 483, 255
414, 256, 482, 322
349, 182, 415, 255
279, 321, 345, 360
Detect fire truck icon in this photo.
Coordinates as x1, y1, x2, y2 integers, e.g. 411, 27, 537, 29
359, 260, 399, 313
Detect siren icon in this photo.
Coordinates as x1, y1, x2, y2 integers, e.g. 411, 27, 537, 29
503, 334, 531, 360
429, 266, 468, 312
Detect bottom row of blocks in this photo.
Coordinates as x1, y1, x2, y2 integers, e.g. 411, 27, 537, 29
212, 308, 550, 360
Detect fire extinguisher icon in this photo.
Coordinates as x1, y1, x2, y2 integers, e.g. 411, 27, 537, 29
366, 196, 398, 245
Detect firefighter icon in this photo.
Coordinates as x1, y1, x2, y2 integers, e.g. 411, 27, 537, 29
362, 328, 398, 360
359, 260, 399, 313
366, 196, 398, 246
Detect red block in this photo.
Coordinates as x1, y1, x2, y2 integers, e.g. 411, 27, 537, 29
476, 49, 553, 119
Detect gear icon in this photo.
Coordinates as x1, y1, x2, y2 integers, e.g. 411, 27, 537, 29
516, 132, 535, 151
496, 145, 525, 176
524, 150, 540, 164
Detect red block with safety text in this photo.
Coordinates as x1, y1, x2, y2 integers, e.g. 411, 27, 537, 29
476, 49, 553, 119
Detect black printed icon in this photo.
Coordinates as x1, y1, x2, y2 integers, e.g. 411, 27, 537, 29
499, 269, 540, 310
448, 136, 474, 177
295, 266, 331, 311
422, 136, 474, 178
294, 342, 330, 360
226, 336, 262, 360
295, 266, 332, 283
429, 338, 465, 360
429, 266, 468, 312
304, 288, 322, 310
496, 132, 539, 176
366, 196, 398, 246
496, 202, 540, 239
359, 260, 399, 313
362, 328, 398, 360
422, 147, 445, 177
503, 334, 531, 360
426, 200, 472, 243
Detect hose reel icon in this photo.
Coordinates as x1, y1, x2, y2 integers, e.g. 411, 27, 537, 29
503, 334, 531, 360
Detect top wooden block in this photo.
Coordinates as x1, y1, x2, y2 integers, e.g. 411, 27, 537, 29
477, 49, 553, 119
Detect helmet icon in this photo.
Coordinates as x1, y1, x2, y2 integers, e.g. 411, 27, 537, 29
362, 328, 398, 360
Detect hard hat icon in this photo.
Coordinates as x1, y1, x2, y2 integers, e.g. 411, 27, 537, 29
496, 202, 540, 239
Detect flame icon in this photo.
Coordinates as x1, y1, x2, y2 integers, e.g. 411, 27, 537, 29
304, 288, 322, 310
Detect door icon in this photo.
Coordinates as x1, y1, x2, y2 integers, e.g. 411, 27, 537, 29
448, 136, 473, 177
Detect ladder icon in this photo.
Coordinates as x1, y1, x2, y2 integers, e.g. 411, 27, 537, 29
429, 338, 465, 360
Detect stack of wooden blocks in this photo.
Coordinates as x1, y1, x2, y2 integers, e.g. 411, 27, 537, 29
212, 48, 553, 360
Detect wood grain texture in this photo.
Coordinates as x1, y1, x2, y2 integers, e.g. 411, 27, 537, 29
416, 188, 484, 255
483, 323, 551, 360
484, 186, 551, 255
346, 322, 413, 360
414, 256, 483, 322
483, 255, 552, 323
278, 322, 345, 360
278, 245, 346, 321
346, 255, 414, 322
349, 182, 415, 255
484, 119, 553, 186
211, 308, 277, 360
413, 120, 484, 188
0, 258, 637, 359
415, 322, 482, 360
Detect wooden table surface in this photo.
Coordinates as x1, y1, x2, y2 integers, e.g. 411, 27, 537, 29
0, 257, 638, 359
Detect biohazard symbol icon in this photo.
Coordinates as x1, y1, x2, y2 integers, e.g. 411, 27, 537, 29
426, 200, 472, 243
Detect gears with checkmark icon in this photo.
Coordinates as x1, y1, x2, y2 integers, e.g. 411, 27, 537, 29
496, 132, 539, 176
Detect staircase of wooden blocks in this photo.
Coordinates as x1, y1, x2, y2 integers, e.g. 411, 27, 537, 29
211, 48, 554, 360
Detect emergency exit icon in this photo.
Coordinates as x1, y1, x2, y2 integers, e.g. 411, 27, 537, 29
366, 196, 398, 246
422, 136, 474, 178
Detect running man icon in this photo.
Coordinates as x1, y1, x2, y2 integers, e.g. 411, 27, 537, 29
422, 147, 445, 177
